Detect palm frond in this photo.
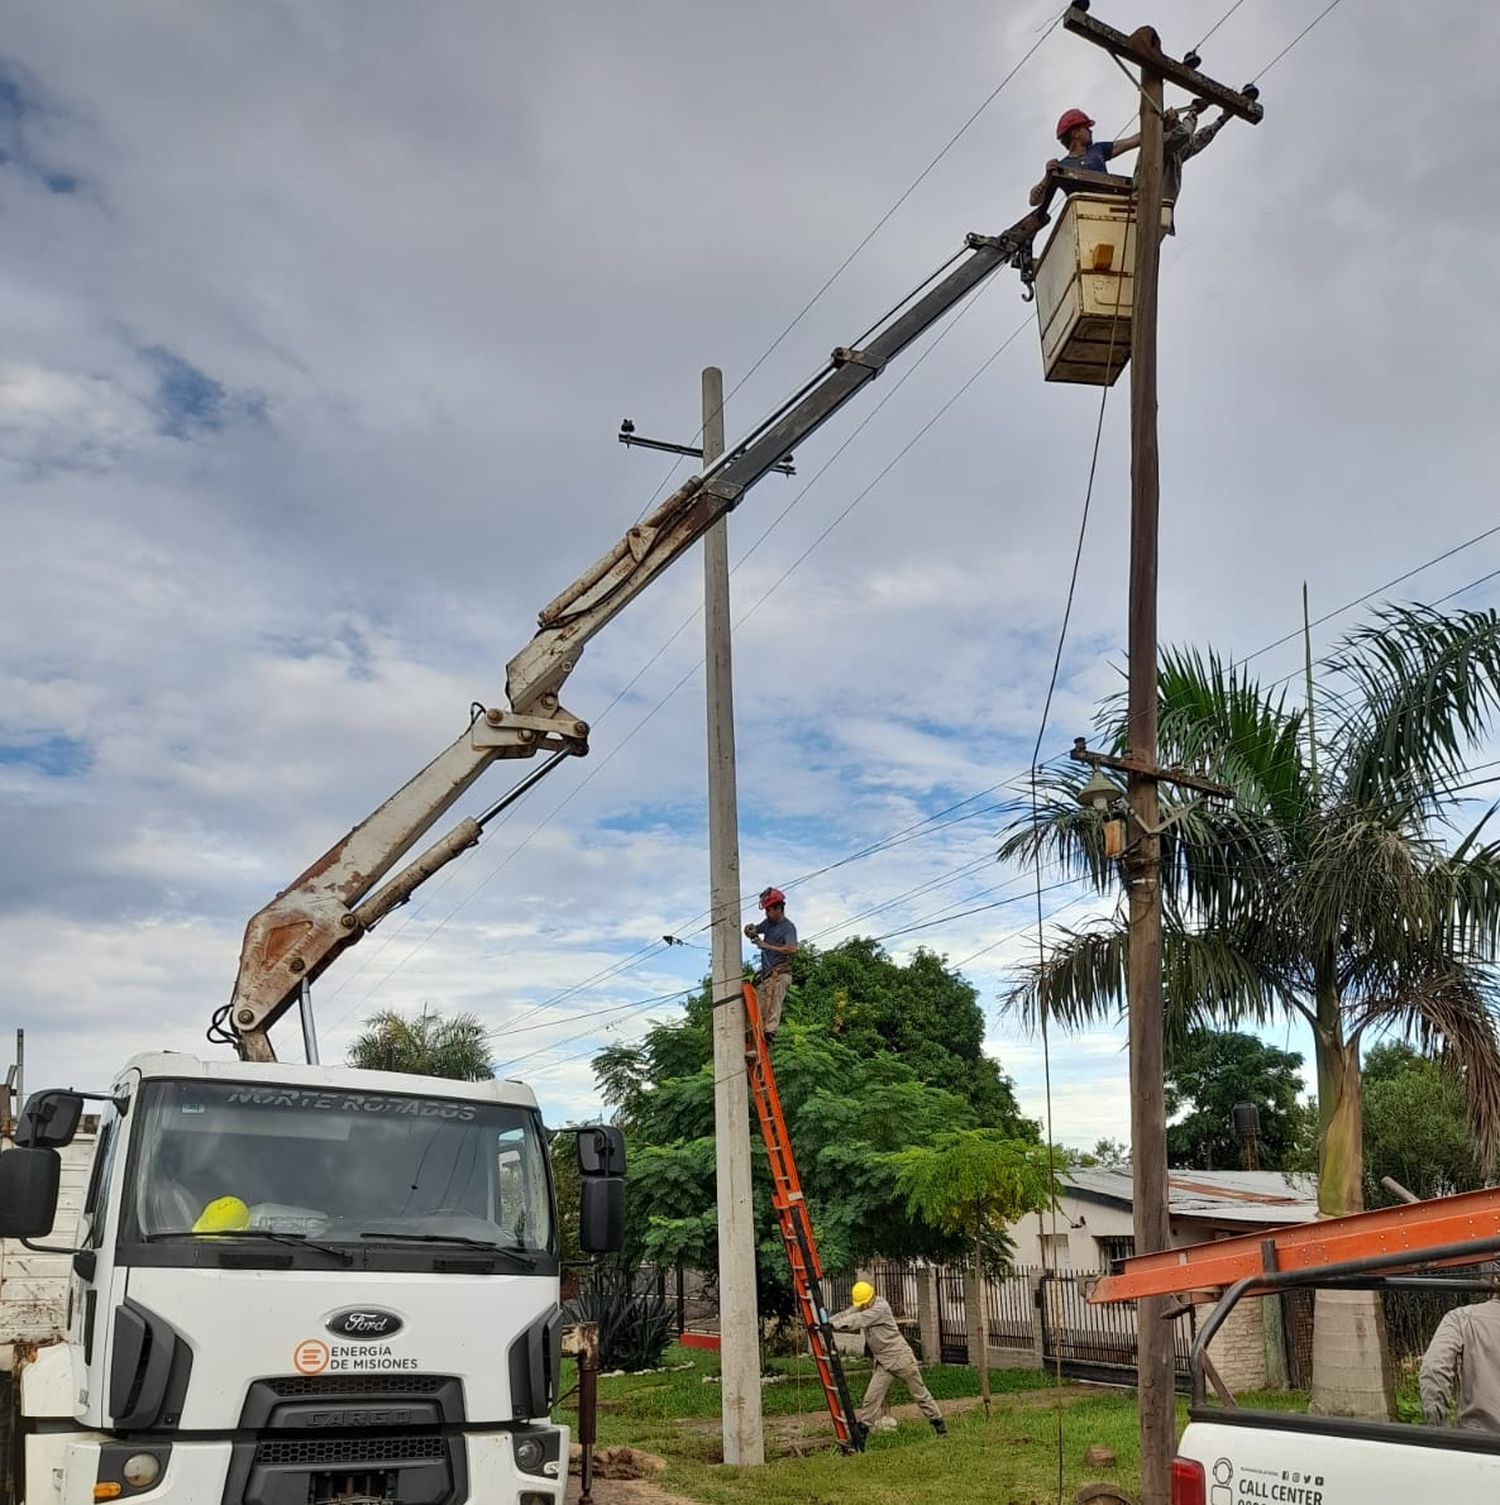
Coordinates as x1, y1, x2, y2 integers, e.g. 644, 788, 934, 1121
1298, 807, 1440, 984
1158, 796, 1291, 931
999, 913, 1286, 1038
1161, 921, 1294, 1035
999, 919, 1128, 1032
1155, 648, 1312, 828
1428, 823, 1500, 963
996, 772, 1123, 895
1327, 605, 1500, 807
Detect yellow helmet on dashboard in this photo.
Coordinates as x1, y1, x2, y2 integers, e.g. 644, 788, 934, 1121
193, 1195, 251, 1234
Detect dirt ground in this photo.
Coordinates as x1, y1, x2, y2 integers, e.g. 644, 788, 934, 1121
564, 1446, 698, 1505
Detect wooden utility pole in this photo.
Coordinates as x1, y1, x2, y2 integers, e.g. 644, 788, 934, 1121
701, 366, 765, 1466
1057, 9, 1262, 1500
1124, 51, 1173, 1505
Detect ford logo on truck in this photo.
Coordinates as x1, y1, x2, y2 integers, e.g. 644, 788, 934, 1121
326, 1308, 405, 1339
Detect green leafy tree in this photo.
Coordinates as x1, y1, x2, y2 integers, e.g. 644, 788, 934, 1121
1000, 606, 1500, 1415
1075, 1137, 1130, 1169
593, 941, 1038, 1324
347, 1005, 494, 1080
793, 938, 1030, 1126
1362, 1042, 1481, 1205
1164, 1029, 1308, 1170
889, 1131, 1057, 1416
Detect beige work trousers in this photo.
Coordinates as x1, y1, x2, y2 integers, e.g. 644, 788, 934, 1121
759, 967, 791, 1036
857, 1359, 943, 1425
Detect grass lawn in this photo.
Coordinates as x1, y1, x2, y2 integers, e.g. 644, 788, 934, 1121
556, 1345, 1310, 1505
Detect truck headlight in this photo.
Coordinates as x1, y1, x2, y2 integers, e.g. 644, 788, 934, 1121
123, 1455, 162, 1488
515, 1437, 545, 1471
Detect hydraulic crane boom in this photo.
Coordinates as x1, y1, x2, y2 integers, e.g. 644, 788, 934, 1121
224, 207, 1048, 1061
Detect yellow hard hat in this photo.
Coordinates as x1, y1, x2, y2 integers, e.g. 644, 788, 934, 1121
192, 1196, 251, 1234
851, 1281, 875, 1307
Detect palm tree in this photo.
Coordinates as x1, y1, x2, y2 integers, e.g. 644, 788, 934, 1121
999, 605, 1500, 1415
348, 1005, 494, 1080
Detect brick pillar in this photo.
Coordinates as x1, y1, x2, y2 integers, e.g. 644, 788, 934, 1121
916, 1265, 940, 1364
1207, 1294, 1269, 1392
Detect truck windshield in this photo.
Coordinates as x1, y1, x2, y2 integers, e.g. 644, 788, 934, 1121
122, 1080, 552, 1256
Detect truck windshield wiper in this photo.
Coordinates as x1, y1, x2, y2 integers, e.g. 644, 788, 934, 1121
145, 1228, 354, 1266
357, 1230, 537, 1268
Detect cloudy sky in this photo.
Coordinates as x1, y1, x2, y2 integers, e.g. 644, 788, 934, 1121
4, 0, 1499, 1145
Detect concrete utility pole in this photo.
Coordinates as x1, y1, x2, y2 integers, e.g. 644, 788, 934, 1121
616, 379, 800, 1465
1057, 9, 1262, 1500
700, 366, 765, 1465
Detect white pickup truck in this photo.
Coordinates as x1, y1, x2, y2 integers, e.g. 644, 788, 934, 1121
1167, 1249, 1500, 1504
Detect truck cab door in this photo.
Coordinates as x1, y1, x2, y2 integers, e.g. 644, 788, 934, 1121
68, 1095, 126, 1424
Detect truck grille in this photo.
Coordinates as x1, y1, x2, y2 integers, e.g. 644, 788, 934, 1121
254, 1434, 446, 1467
265, 1374, 447, 1398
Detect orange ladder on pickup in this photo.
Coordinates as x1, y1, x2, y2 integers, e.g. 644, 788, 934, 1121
741, 981, 867, 1453
1091, 1184, 1500, 1305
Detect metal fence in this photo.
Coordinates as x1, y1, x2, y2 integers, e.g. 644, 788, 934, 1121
987, 1269, 1037, 1351
936, 1265, 969, 1363
671, 1255, 1476, 1394
1036, 1269, 1194, 1383
691, 1259, 1199, 1383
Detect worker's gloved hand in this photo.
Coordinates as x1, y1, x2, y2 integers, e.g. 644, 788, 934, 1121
743, 923, 757, 940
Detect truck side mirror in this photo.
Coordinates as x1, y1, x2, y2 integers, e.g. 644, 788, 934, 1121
576, 1124, 625, 1178
17, 1089, 84, 1150
579, 1177, 624, 1255
0, 1147, 63, 1238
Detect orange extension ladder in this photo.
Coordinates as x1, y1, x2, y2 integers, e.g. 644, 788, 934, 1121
741, 981, 867, 1453
1091, 1185, 1500, 1306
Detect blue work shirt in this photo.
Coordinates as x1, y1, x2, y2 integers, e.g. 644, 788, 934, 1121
749, 917, 797, 981
1059, 139, 1114, 179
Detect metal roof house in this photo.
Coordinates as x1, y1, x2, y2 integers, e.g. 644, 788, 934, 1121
1009, 1167, 1320, 1271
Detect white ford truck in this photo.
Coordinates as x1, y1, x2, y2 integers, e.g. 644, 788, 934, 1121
0, 1059, 625, 1505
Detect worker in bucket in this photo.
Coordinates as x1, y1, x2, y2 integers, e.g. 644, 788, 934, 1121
1029, 108, 1140, 205
744, 886, 797, 1049
830, 1281, 947, 1436
1419, 1262, 1500, 1432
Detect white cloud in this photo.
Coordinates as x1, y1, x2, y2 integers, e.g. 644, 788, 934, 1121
4, 0, 1500, 1147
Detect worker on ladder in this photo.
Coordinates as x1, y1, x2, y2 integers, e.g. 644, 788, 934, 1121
744, 886, 797, 1050
830, 1281, 947, 1436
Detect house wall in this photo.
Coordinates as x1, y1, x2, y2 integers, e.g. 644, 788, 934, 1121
1009, 1194, 1136, 1269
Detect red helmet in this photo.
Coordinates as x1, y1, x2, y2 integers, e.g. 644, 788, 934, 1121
759, 887, 786, 910
1056, 108, 1095, 142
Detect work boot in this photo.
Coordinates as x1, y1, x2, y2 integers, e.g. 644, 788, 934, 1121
930, 1418, 947, 1437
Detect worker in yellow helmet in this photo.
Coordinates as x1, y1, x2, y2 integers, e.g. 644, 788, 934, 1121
192, 1195, 252, 1234
830, 1280, 946, 1436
